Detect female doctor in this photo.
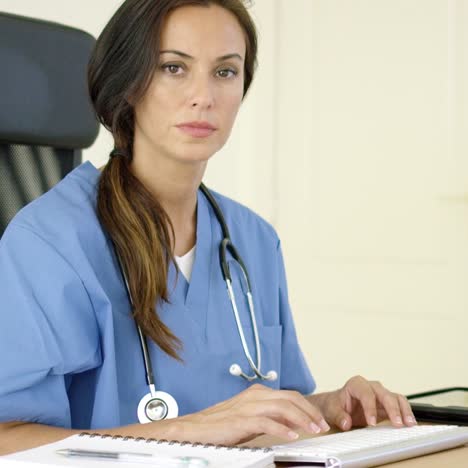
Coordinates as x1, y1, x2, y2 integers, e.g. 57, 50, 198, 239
0, 0, 416, 455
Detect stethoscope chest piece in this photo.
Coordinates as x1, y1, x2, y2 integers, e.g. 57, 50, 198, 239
137, 389, 179, 423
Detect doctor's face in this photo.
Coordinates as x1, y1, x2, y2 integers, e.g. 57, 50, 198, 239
133, 4, 246, 165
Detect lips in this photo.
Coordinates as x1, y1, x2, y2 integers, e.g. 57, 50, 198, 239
176, 121, 217, 138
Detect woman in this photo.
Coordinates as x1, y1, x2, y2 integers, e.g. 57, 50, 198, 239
0, 0, 415, 454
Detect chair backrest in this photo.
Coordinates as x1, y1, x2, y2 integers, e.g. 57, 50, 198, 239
0, 12, 99, 236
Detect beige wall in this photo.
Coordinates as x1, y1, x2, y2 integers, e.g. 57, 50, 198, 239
273, 0, 468, 393
1, 0, 466, 394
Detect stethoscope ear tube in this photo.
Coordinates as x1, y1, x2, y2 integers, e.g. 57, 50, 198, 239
219, 238, 233, 282
226, 277, 277, 382
198, 185, 278, 383
220, 239, 252, 292
230, 363, 278, 382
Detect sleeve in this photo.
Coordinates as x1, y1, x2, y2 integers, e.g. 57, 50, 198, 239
0, 223, 101, 428
277, 241, 316, 395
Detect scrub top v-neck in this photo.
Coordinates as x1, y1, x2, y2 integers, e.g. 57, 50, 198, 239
175, 246, 195, 282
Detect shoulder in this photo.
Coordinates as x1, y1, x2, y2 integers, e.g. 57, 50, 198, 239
3, 162, 103, 249
208, 189, 280, 248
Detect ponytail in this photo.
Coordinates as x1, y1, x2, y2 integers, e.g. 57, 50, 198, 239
97, 153, 182, 360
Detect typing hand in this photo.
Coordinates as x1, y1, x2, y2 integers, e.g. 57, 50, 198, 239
171, 384, 330, 445
318, 375, 417, 431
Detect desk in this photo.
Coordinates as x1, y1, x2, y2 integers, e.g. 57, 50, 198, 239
245, 429, 468, 467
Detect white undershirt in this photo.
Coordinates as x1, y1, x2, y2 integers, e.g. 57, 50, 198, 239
174, 245, 196, 282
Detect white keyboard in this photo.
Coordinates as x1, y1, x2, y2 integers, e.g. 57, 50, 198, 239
273, 424, 468, 467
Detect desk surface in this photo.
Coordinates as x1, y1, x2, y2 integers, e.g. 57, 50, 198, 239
245, 428, 468, 467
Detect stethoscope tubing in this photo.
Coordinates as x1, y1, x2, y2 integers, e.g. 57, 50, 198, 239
114, 246, 157, 390
114, 183, 277, 421
226, 279, 263, 381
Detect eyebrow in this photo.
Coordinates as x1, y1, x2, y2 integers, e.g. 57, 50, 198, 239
159, 49, 243, 62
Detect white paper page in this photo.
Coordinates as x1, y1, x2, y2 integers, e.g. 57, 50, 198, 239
1, 434, 274, 468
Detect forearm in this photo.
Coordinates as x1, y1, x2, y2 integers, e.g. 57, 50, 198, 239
0, 420, 179, 456
0, 422, 80, 455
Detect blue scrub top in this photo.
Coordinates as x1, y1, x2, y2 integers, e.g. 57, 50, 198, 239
0, 162, 315, 430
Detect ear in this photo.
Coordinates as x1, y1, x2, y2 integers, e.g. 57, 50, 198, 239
124, 92, 137, 107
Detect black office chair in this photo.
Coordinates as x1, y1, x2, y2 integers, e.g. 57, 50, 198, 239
0, 12, 99, 236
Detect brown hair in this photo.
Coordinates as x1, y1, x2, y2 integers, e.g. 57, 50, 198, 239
88, 0, 258, 360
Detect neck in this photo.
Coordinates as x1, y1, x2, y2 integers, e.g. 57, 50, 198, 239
130, 149, 207, 256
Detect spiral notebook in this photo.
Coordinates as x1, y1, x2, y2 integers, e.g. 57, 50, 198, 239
0, 432, 274, 468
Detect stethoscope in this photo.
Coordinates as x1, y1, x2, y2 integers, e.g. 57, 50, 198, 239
115, 183, 277, 424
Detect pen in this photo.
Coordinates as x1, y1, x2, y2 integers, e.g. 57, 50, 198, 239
56, 448, 210, 467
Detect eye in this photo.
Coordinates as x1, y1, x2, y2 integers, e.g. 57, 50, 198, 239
216, 68, 238, 79
161, 64, 184, 75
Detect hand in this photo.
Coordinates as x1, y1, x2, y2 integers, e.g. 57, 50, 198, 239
165, 384, 331, 445
317, 375, 417, 431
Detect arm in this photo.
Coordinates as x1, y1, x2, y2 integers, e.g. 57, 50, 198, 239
0, 420, 178, 455
0, 384, 331, 455
0, 226, 105, 454
0, 422, 81, 455
1, 377, 418, 456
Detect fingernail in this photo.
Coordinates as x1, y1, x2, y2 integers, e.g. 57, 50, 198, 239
309, 422, 321, 433
341, 418, 349, 430
319, 419, 330, 431
369, 416, 377, 426
288, 431, 299, 440
395, 416, 403, 425
405, 415, 416, 425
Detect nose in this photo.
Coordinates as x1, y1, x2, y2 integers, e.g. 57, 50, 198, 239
188, 72, 215, 110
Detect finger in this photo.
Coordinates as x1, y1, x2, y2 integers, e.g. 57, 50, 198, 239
371, 382, 404, 427
177, 415, 298, 446
251, 399, 325, 435
327, 406, 353, 431
275, 390, 330, 432
376, 406, 389, 421
213, 386, 329, 433
398, 394, 417, 426
243, 386, 329, 432
346, 377, 378, 426
242, 415, 301, 442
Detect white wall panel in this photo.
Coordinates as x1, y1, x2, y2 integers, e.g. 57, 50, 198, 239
274, 0, 468, 393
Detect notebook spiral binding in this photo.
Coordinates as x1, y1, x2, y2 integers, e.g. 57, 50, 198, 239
79, 432, 273, 453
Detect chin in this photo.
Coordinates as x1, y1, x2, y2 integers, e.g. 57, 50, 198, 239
174, 141, 222, 163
